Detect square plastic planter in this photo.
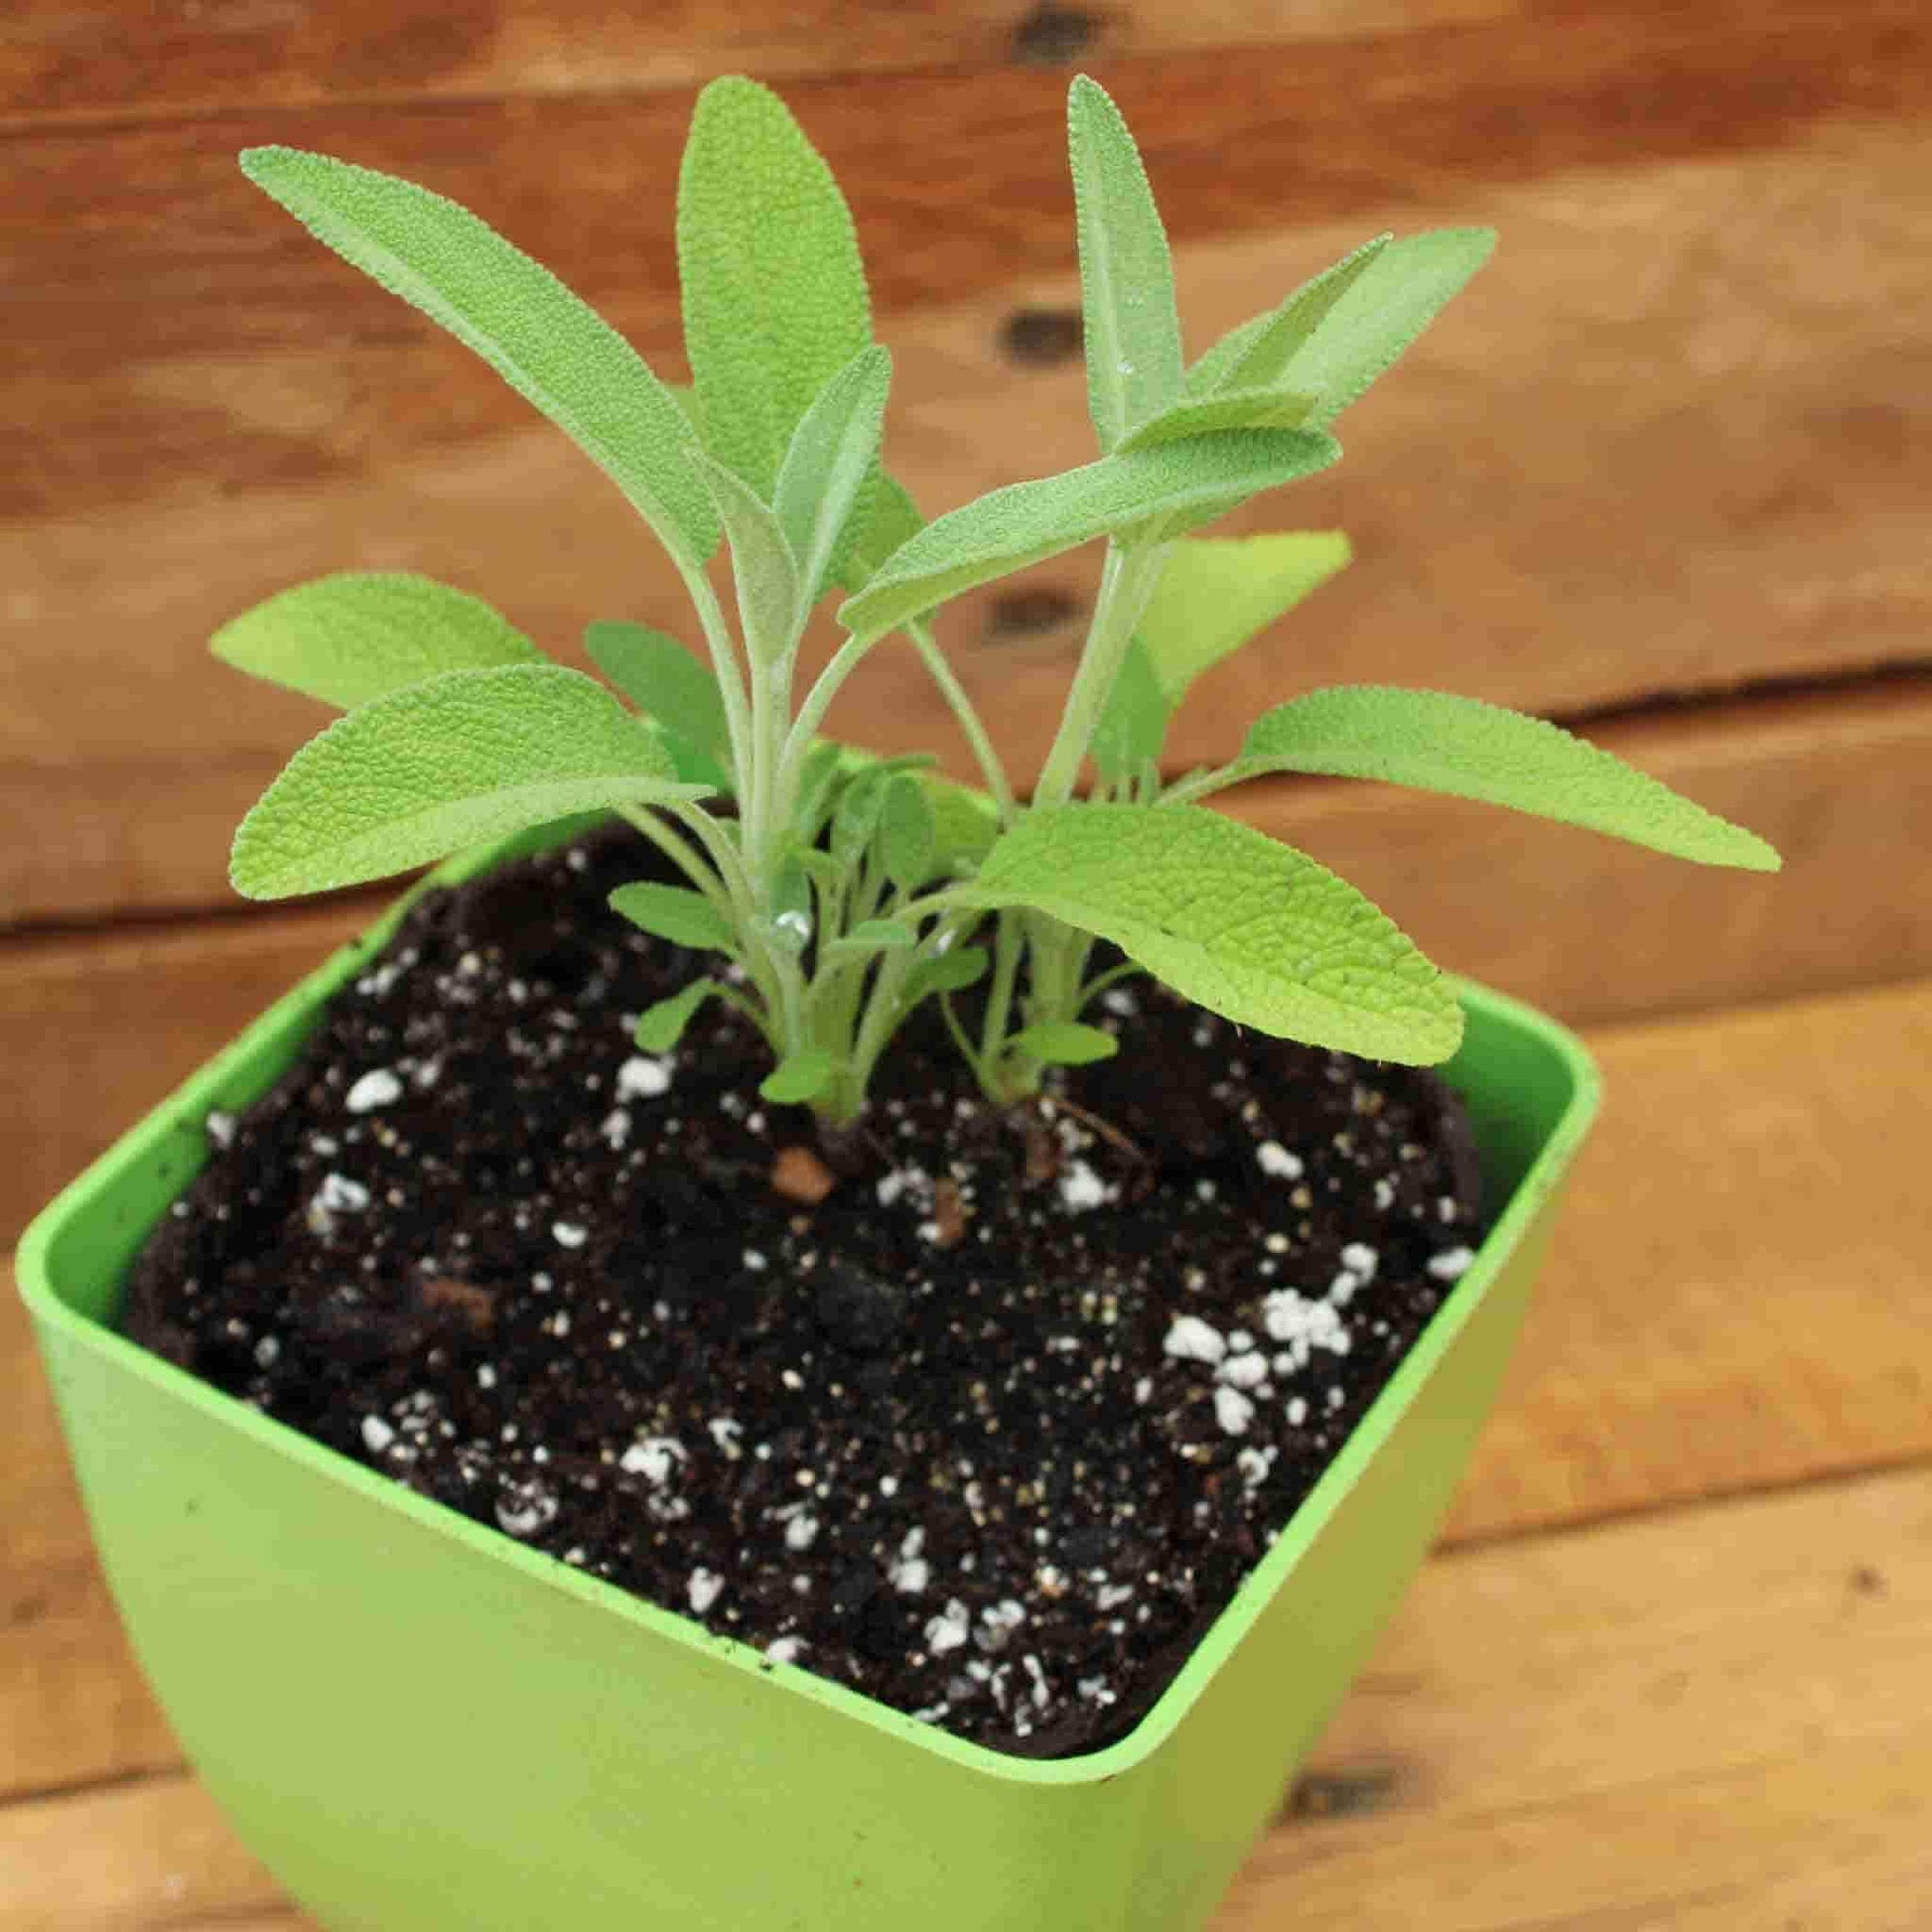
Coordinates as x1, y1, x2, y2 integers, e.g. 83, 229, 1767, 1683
18, 832, 1598, 1932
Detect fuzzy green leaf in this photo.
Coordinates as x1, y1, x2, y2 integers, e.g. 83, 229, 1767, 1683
880, 772, 937, 890
831, 764, 891, 866
760, 1047, 835, 1105
696, 453, 800, 664
923, 773, 1000, 871
1139, 532, 1351, 701
1183, 234, 1391, 399
1091, 634, 1170, 783
1272, 229, 1495, 427
608, 882, 736, 952
678, 76, 873, 496
837, 430, 1339, 642
903, 944, 990, 1005
1117, 387, 1317, 451
633, 979, 718, 1051
958, 804, 1462, 1062
212, 572, 543, 710
793, 740, 852, 840
1067, 75, 1183, 452
834, 472, 925, 595
825, 918, 917, 960
239, 148, 715, 568
1008, 1021, 1119, 1066
773, 345, 893, 604
231, 665, 696, 899
583, 620, 732, 792
1221, 686, 1782, 870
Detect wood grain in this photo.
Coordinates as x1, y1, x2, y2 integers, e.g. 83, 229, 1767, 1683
8, 977, 1930, 1811
6, 99, 1928, 921
6, 1460, 1927, 1929
0, 0, 1524, 125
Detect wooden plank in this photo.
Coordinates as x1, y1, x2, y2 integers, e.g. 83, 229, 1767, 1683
7, 977, 1930, 1809
5, 1461, 1927, 1929
0, 0, 1522, 126
5, 98, 1929, 921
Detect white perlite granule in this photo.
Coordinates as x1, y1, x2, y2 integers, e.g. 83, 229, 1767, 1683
617, 1055, 673, 1100
1163, 1314, 1227, 1365
345, 1068, 403, 1114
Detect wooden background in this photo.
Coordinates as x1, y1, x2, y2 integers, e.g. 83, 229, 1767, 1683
3, 3, 1930, 1923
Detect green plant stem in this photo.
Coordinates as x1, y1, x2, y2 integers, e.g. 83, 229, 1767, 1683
977, 910, 1024, 1072
1031, 538, 1171, 809
677, 564, 756, 807
614, 806, 736, 920
906, 619, 1016, 823
1155, 764, 1245, 809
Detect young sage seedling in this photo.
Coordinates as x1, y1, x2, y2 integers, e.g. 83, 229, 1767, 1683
216, 74, 1778, 1128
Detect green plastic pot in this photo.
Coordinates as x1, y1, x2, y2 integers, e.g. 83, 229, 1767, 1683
18, 828, 1598, 1932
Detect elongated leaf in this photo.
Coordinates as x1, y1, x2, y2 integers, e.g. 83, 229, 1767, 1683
213, 572, 542, 709
831, 764, 890, 865
678, 76, 873, 495
1183, 234, 1391, 398
1067, 74, 1183, 452
609, 882, 736, 952
1219, 686, 1782, 869
1008, 1021, 1118, 1066
774, 345, 893, 604
239, 148, 715, 567
1091, 634, 1170, 783
880, 772, 936, 890
838, 430, 1338, 643
760, 1047, 835, 1105
923, 772, 1000, 871
1118, 387, 1316, 451
834, 472, 925, 595
231, 665, 697, 898
634, 978, 719, 1051
957, 804, 1462, 1062
584, 620, 732, 792
1139, 532, 1351, 701
825, 918, 917, 961
903, 944, 990, 1005
1275, 229, 1495, 427
697, 453, 800, 664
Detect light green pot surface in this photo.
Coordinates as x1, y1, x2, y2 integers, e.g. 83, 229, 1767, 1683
18, 827, 1598, 1932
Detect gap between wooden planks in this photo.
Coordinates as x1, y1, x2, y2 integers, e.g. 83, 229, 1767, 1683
2, 1461, 1926, 1930
5, 975, 1930, 1817
3, 674, 1928, 1240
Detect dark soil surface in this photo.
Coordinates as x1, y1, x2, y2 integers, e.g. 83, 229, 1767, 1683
125, 827, 1486, 1759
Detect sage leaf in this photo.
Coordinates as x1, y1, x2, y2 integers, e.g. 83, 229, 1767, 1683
773, 345, 893, 604
831, 764, 891, 865
634, 979, 718, 1052
1274, 228, 1496, 427
1091, 634, 1170, 783
231, 665, 698, 899
903, 945, 990, 1005
825, 918, 917, 960
239, 148, 716, 568
1008, 1021, 1119, 1066
1067, 74, 1183, 452
1183, 233, 1391, 399
584, 620, 732, 792
1139, 532, 1351, 700
880, 772, 937, 890
923, 773, 1000, 871
696, 453, 800, 665
212, 573, 542, 710
837, 430, 1339, 643
761, 1047, 836, 1105
834, 472, 925, 595
609, 882, 736, 953
678, 76, 873, 496
1223, 687, 1783, 869
1117, 387, 1317, 451
958, 804, 1462, 1062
